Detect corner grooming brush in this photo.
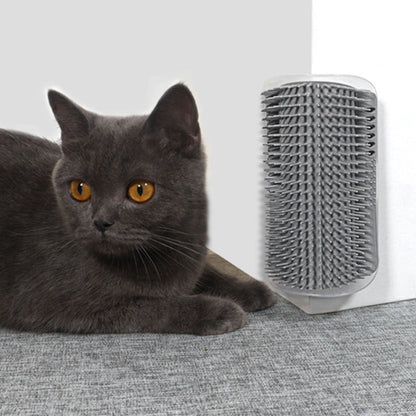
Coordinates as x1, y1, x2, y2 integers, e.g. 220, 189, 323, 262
262, 75, 378, 297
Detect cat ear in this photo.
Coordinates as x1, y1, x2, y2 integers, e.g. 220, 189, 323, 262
144, 83, 201, 157
48, 90, 91, 151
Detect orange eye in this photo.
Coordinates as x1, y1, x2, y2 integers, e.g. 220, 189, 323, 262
127, 180, 155, 203
70, 180, 92, 202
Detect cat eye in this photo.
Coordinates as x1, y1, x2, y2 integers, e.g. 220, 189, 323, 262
70, 180, 92, 202
127, 180, 155, 203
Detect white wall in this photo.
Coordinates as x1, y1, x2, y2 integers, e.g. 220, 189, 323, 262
0, 0, 311, 279
286, 0, 416, 313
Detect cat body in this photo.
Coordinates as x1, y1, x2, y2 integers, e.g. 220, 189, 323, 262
0, 85, 276, 335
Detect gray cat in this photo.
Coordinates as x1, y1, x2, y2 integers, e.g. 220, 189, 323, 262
0, 84, 276, 335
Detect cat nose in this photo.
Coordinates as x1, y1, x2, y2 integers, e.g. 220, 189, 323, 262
93, 219, 114, 233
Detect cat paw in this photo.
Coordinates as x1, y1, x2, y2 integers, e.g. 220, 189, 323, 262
239, 280, 278, 312
196, 296, 247, 336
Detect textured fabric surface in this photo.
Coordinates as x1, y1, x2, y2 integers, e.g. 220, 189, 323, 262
1, 297, 415, 415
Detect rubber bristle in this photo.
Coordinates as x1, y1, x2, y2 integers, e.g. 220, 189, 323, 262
262, 82, 377, 292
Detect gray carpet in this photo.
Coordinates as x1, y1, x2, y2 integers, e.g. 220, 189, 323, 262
1, 296, 415, 415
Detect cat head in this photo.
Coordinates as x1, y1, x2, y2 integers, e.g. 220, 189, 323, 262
49, 84, 207, 257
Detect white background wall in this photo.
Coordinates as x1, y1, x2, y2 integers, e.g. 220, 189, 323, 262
293, 0, 416, 312
0, 0, 311, 279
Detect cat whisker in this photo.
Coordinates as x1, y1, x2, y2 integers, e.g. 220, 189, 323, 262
151, 233, 204, 255
140, 246, 162, 286
149, 242, 197, 276
156, 225, 205, 238
7, 225, 66, 237
55, 239, 77, 253
150, 237, 202, 267
135, 246, 151, 284
131, 246, 140, 278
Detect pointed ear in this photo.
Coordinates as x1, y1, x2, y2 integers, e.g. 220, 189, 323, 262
144, 84, 201, 157
48, 90, 91, 151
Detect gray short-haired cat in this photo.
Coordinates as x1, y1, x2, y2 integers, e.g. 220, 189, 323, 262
0, 84, 276, 335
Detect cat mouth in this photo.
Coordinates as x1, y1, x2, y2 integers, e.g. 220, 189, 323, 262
89, 232, 148, 256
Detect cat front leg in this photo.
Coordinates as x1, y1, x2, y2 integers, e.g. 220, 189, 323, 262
194, 250, 278, 312
19, 294, 247, 336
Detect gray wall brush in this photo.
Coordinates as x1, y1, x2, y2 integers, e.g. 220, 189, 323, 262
262, 76, 378, 297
